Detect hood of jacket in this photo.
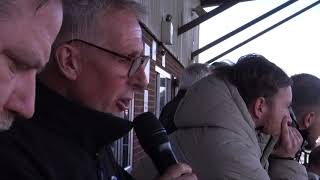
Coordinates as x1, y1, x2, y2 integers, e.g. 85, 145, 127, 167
174, 74, 258, 145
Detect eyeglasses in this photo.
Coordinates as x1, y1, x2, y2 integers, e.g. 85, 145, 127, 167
67, 39, 150, 77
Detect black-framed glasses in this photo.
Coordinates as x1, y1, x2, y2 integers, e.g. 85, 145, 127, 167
67, 39, 150, 77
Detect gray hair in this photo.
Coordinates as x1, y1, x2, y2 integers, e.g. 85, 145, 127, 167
0, 0, 49, 19
53, 0, 146, 45
179, 63, 211, 90
209, 60, 233, 71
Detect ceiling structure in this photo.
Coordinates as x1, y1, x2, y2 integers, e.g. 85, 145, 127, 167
200, 0, 254, 7
178, 0, 320, 64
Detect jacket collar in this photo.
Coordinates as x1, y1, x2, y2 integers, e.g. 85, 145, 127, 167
30, 82, 133, 156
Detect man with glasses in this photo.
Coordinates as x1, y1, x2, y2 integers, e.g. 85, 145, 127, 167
66, 39, 150, 78
0, 0, 197, 179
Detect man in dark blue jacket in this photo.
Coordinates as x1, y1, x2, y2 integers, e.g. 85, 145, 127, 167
159, 63, 210, 134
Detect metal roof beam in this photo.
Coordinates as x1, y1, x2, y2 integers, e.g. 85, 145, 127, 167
201, 0, 254, 7
192, 0, 299, 59
178, 1, 239, 36
205, 0, 320, 65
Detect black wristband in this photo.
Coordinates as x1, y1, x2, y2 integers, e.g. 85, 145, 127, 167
270, 155, 295, 161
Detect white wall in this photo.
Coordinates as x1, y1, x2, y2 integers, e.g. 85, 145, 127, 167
135, 0, 201, 67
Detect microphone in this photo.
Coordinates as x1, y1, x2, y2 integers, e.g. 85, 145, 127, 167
133, 112, 178, 175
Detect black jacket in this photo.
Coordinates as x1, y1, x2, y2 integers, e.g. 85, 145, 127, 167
159, 90, 186, 134
0, 82, 134, 180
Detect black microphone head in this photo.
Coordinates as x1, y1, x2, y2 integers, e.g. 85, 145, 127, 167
133, 112, 169, 150
133, 112, 178, 174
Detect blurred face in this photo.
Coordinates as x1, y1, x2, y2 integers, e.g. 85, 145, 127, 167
0, 0, 63, 129
72, 9, 148, 115
261, 86, 292, 136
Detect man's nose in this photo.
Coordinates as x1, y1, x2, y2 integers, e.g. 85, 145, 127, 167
129, 66, 148, 91
5, 71, 36, 119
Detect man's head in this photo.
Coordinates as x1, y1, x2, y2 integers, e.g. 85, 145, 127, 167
209, 61, 232, 73
291, 73, 320, 149
0, 0, 63, 129
40, 0, 148, 116
179, 63, 211, 90
216, 54, 292, 136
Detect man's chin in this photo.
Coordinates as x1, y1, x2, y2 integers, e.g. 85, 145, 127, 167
0, 112, 15, 131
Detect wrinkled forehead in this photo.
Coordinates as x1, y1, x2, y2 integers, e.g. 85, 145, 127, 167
116, 13, 140, 36
96, 9, 143, 48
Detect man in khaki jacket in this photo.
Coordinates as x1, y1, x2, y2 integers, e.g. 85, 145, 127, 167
171, 54, 307, 180
133, 54, 308, 179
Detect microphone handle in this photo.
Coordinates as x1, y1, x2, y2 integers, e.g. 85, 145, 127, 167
148, 145, 178, 175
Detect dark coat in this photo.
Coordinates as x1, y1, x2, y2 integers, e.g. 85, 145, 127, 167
159, 90, 186, 134
0, 82, 134, 180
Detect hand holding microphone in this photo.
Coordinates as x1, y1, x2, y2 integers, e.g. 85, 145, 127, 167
155, 163, 197, 180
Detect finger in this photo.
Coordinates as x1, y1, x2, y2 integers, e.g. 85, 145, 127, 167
288, 127, 303, 154
176, 173, 198, 180
293, 128, 303, 141
280, 119, 290, 145
288, 127, 299, 144
288, 128, 296, 147
160, 163, 193, 179
291, 127, 303, 145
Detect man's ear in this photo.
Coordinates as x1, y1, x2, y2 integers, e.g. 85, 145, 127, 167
54, 44, 82, 81
302, 112, 316, 129
252, 97, 268, 120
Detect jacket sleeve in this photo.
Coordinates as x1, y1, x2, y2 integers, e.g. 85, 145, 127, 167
214, 139, 271, 180
268, 158, 308, 180
170, 128, 271, 180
